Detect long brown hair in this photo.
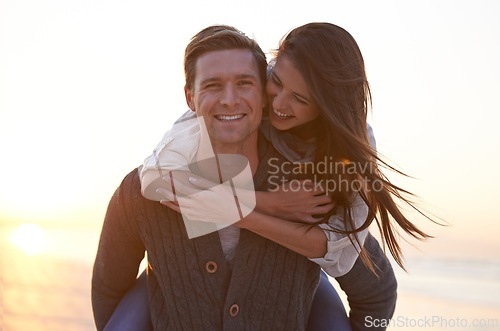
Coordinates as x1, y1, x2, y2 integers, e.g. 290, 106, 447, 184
276, 22, 437, 271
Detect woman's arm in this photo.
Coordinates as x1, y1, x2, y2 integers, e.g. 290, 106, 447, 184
255, 182, 333, 223
236, 210, 327, 258
256, 184, 373, 277
159, 199, 328, 259
140, 110, 204, 202
310, 194, 371, 277
158, 175, 329, 258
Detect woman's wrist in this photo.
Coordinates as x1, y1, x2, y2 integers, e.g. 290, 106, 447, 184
235, 210, 260, 230
255, 191, 275, 215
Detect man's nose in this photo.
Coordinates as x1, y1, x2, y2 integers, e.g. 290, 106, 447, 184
220, 85, 238, 107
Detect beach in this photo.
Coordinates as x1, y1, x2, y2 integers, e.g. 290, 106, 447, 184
1, 223, 499, 331
331, 259, 500, 331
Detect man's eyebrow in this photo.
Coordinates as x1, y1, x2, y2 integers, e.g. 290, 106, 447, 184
199, 77, 220, 85
200, 74, 258, 86
236, 73, 259, 80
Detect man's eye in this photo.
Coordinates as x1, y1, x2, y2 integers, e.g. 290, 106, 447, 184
238, 80, 253, 86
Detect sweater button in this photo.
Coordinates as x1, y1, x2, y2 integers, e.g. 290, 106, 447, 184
205, 261, 218, 273
229, 304, 239, 317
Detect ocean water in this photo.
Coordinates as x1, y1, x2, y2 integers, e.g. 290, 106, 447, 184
396, 257, 500, 307
1, 223, 499, 330
1, 223, 99, 331
331, 256, 500, 330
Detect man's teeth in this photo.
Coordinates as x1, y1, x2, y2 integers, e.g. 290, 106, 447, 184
216, 114, 244, 121
273, 109, 293, 119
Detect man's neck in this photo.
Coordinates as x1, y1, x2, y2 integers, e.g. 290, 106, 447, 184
193, 136, 259, 184
212, 140, 259, 176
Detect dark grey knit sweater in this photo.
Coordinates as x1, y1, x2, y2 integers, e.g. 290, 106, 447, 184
92, 137, 321, 330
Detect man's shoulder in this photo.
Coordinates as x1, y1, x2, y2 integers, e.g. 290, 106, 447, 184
112, 167, 169, 218
121, 167, 142, 188
113, 167, 144, 202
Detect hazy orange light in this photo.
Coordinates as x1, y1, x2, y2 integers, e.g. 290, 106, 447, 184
9, 223, 48, 256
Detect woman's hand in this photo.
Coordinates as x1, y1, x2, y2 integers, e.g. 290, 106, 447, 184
256, 180, 334, 224
156, 171, 256, 225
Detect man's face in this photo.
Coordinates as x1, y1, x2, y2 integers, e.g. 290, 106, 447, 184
185, 49, 265, 153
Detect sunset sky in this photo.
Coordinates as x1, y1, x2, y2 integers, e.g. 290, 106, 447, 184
1, 0, 499, 261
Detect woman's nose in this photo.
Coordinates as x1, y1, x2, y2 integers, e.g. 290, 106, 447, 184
272, 92, 287, 111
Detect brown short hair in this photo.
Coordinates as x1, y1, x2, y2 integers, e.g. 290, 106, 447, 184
184, 25, 267, 92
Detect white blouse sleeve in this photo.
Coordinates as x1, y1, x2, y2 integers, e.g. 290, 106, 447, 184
308, 194, 370, 277
139, 112, 201, 201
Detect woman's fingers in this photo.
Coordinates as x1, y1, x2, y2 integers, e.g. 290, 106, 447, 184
188, 176, 218, 190
161, 200, 181, 213
162, 173, 201, 197
312, 203, 335, 215
311, 194, 333, 205
156, 187, 175, 201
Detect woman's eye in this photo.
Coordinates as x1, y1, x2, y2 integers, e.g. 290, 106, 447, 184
271, 75, 282, 87
296, 97, 308, 105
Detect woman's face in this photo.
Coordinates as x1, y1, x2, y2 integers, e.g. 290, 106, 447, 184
266, 56, 320, 131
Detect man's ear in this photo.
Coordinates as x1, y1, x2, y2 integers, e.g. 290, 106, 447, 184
184, 86, 196, 112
